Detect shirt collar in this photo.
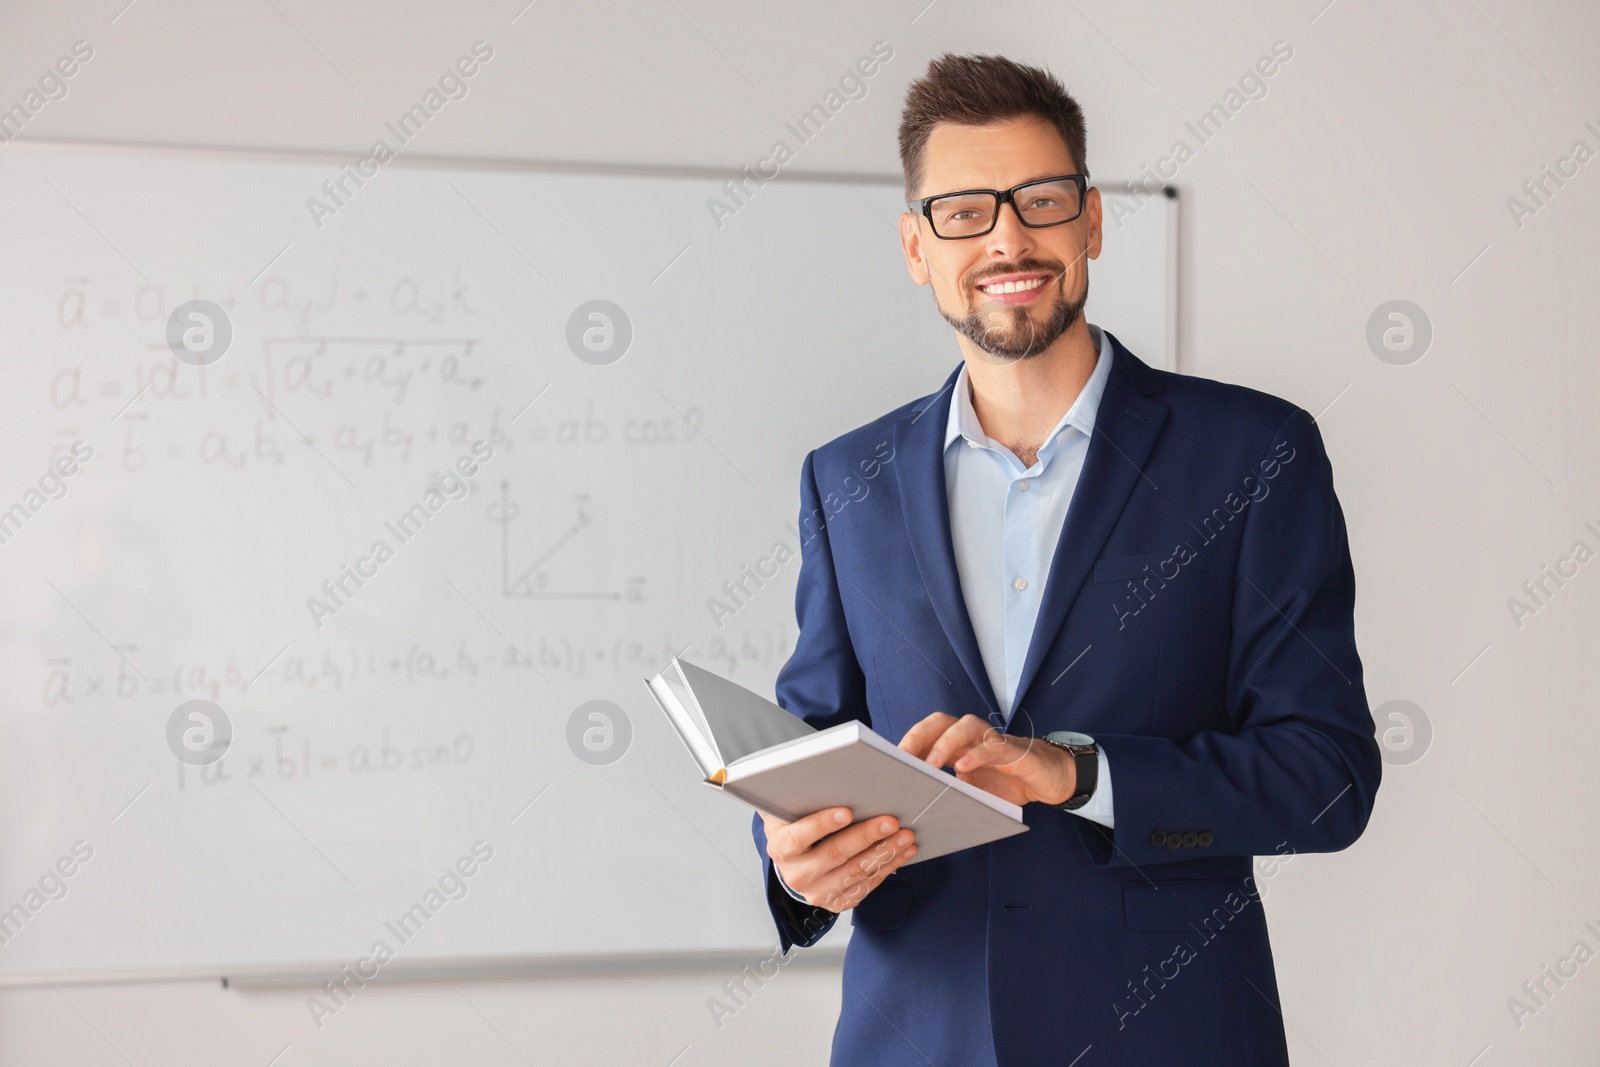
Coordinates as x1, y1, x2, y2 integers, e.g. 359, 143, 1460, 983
944, 322, 1113, 457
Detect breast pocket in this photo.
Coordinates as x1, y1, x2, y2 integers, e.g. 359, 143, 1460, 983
1092, 550, 1211, 584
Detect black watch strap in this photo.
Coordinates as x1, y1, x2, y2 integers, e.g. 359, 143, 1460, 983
1043, 731, 1098, 810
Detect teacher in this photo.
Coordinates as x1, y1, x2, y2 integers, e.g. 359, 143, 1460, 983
751, 51, 1381, 1066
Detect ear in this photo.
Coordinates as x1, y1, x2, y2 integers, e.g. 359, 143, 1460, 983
899, 211, 931, 286
1083, 185, 1104, 263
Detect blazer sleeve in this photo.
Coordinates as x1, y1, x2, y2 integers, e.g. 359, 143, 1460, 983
1072, 406, 1382, 868
752, 448, 875, 951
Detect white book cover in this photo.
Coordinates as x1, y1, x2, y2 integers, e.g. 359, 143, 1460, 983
644, 657, 1027, 865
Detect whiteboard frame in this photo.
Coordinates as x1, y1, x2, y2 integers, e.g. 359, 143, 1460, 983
0, 945, 849, 990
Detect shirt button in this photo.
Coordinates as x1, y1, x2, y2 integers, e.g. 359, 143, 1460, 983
1017, 479, 1030, 491
1013, 577, 1027, 592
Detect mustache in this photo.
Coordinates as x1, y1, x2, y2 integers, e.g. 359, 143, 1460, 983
967, 259, 1065, 287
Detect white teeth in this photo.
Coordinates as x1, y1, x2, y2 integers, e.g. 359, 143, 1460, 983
979, 276, 1047, 294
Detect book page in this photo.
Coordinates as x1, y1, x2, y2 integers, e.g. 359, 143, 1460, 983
674, 658, 816, 766
644, 674, 720, 778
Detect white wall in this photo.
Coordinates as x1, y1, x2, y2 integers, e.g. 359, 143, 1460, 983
3, 0, 1598, 1063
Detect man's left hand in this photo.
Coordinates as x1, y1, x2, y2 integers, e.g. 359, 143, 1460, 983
897, 712, 1075, 807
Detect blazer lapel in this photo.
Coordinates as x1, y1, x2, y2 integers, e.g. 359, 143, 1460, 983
892, 366, 1003, 722
1009, 331, 1169, 724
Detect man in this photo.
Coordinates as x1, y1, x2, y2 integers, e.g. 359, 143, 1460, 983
751, 53, 1381, 1066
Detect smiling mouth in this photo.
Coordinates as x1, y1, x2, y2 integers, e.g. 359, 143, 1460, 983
975, 273, 1054, 296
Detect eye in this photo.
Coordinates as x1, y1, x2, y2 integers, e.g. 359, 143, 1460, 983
934, 205, 979, 224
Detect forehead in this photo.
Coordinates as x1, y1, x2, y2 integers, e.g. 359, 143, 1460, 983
918, 115, 1078, 196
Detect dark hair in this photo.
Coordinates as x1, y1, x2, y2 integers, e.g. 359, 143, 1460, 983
897, 53, 1088, 203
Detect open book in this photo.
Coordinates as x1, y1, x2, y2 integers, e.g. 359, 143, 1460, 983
644, 657, 1027, 865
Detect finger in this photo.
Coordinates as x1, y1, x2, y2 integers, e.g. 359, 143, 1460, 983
820, 841, 898, 910
924, 714, 994, 771
788, 820, 912, 906
897, 712, 957, 759
823, 838, 920, 911
772, 806, 854, 856
792, 815, 908, 886
845, 832, 913, 888
954, 765, 1030, 806
952, 730, 1034, 773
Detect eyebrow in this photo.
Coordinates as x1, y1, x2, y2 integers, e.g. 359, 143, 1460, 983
925, 173, 1075, 195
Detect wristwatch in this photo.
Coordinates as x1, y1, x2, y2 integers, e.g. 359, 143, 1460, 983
1042, 731, 1098, 810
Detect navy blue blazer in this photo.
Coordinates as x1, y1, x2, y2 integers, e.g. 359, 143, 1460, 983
751, 330, 1381, 1066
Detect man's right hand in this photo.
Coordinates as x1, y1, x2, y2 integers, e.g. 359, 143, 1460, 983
761, 807, 917, 913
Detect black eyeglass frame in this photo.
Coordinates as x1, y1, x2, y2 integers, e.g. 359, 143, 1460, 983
908, 174, 1090, 240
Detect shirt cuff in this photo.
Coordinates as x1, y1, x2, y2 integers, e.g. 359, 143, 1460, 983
773, 863, 811, 903
1062, 747, 1114, 828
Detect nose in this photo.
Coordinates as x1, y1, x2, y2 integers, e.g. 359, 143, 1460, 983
981, 197, 1037, 262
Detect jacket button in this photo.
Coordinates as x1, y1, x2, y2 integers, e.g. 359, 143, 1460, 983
1165, 834, 1182, 850
1182, 832, 1198, 848
1198, 832, 1213, 847
1150, 830, 1167, 847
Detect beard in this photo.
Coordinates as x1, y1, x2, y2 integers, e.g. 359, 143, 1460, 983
935, 265, 1088, 364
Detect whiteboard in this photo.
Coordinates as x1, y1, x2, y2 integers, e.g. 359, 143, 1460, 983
0, 148, 1174, 981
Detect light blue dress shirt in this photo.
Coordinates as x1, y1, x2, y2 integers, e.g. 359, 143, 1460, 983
941, 323, 1115, 830
776, 326, 1115, 905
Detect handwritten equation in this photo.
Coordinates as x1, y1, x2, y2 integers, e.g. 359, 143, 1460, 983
174, 723, 476, 791
57, 272, 476, 335
55, 366, 704, 473
41, 629, 793, 709
53, 336, 482, 412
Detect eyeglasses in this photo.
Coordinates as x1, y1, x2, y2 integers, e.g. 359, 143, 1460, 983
908, 174, 1089, 240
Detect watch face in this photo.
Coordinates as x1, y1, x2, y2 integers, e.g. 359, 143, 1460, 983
1049, 731, 1095, 747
